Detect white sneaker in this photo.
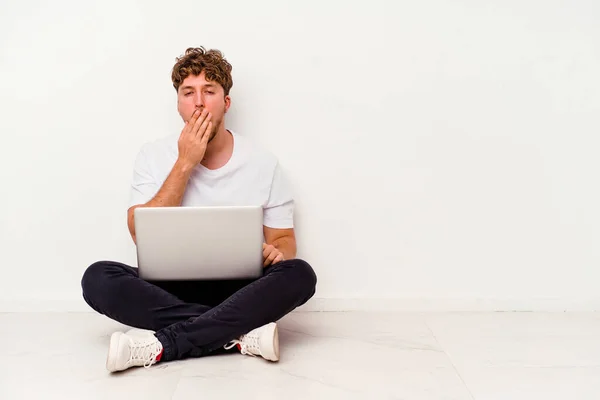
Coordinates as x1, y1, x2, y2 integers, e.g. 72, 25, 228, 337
224, 322, 280, 362
106, 330, 163, 372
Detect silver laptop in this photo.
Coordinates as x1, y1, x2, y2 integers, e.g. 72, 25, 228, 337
134, 205, 264, 280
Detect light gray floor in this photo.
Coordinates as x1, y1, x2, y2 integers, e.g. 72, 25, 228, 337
1, 311, 599, 399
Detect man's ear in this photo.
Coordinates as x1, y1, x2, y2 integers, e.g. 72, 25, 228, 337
224, 95, 231, 113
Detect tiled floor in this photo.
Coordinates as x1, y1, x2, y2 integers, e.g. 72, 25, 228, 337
1, 311, 599, 399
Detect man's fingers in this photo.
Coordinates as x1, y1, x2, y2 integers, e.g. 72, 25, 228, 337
191, 108, 201, 122
262, 244, 284, 267
194, 113, 211, 141
264, 251, 278, 267
263, 247, 278, 267
180, 112, 194, 137
191, 109, 209, 136
263, 245, 274, 258
200, 121, 213, 144
184, 109, 201, 133
269, 252, 278, 262
263, 255, 271, 267
192, 110, 208, 136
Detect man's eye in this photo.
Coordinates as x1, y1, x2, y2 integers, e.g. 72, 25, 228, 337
185, 92, 193, 96
206, 91, 214, 94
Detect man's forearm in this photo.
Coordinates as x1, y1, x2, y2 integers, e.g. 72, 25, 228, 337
272, 236, 297, 261
128, 159, 195, 242
146, 159, 194, 208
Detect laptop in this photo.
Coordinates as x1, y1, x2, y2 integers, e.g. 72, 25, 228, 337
134, 205, 264, 280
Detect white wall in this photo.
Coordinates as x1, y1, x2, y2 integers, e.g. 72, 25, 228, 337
1, 0, 599, 312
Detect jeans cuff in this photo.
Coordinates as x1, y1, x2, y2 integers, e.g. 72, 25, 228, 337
155, 330, 175, 362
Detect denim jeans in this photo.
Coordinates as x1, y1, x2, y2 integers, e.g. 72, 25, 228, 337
81, 259, 317, 361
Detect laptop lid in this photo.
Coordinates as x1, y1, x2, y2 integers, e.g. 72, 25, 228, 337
134, 205, 264, 280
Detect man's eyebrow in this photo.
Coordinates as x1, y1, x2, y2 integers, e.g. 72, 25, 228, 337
180, 83, 216, 91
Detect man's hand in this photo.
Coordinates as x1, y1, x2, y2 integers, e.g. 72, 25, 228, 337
177, 108, 213, 169
263, 243, 284, 267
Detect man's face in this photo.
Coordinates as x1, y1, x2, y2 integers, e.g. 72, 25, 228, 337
177, 71, 231, 142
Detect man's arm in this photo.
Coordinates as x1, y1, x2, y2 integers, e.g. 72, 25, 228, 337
127, 159, 195, 244
263, 226, 297, 266
128, 108, 213, 244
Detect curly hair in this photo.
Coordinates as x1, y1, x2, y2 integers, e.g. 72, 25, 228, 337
171, 47, 233, 95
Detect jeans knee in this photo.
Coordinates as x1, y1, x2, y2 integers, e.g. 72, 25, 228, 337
81, 260, 124, 306
288, 259, 317, 298
81, 261, 107, 303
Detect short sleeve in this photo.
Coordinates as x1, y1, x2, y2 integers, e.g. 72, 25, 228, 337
128, 145, 159, 209
263, 162, 294, 229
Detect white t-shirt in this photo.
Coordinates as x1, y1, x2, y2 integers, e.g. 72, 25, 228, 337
128, 130, 294, 229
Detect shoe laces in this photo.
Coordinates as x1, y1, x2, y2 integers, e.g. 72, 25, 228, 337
129, 336, 163, 368
224, 332, 261, 357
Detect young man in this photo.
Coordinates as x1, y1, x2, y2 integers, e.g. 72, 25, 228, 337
81, 47, 317, 372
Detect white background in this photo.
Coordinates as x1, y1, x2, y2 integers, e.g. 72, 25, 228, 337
1, 0, 599, 311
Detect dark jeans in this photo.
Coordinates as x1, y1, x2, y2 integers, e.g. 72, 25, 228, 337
81, 259, 317, 362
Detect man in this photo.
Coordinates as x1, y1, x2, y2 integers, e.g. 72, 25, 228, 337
81, 47, 317, 372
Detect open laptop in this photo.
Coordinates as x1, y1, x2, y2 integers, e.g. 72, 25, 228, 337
134, 205, 264, 280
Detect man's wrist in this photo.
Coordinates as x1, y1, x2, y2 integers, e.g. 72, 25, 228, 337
174, 158, 195, 175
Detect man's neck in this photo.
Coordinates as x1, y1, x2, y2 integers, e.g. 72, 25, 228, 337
202, 126, 233, 168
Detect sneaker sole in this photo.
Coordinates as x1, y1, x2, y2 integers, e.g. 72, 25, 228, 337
106, 331, 124, 372
261, 322, 280, 362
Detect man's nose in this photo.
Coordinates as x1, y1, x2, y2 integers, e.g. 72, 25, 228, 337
194, 93, 204, 107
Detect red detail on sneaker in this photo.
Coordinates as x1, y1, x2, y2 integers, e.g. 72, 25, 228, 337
236, 343, 242, 352
155, 349, 163, 362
